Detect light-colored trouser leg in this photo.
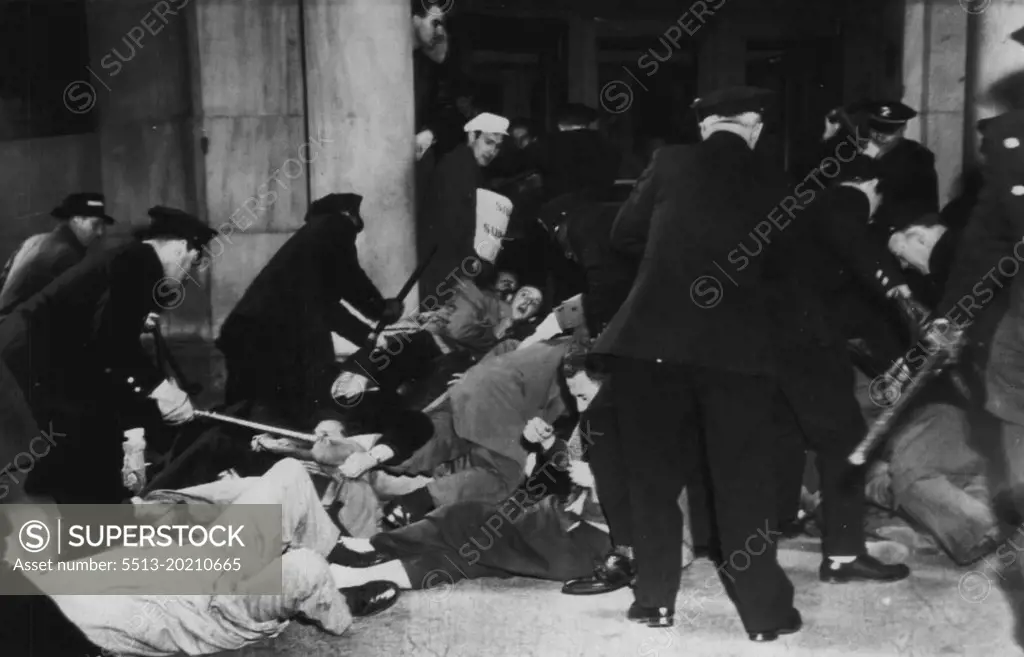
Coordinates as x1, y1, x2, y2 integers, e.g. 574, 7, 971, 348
48, 460, 349, 655
54, 548, 349, 657
894, 476, 998, 564
333, 476, 384, 538
145, 458, 340, 555
371, 471, 433, 499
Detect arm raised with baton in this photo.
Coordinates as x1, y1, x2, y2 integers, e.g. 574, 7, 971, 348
365, 244, 439, 349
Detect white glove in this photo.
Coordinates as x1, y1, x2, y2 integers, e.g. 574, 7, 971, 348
523, 417, 555, 444
568, 461, 595, 489
149, 379, 195, 425
331, 372, 370, 402
822, 116, 841, 141
416, 129, 436, 161
143, 312, 160, 332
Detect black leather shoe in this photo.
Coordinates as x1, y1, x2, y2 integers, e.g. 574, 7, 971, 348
561, 552, 635, 595
340, 581, 400, 617
627, 602, 674, 627
327, 542, 392, 568
819, 554, 910, 583
748, 609, 802, 642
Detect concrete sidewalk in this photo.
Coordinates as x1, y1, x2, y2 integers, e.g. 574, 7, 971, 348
231, 537, 1021, 657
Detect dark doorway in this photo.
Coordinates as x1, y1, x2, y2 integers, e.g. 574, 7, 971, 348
747, 38, 845, 177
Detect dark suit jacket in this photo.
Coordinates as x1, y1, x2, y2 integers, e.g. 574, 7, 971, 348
593, 133, 786, 375
419, 144, 484, 302
765, 186, 906, 434
778, 185, 910, 367
875, 138, 940, 228
563, 200, 640, 337
0, 224, 86, 319
414, 49, 464, 157
217, 212, 386, 417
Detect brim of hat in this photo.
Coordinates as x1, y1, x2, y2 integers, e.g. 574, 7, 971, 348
132, 226, 217, 246
867, 120, 905, 134
51, 208, 116, 224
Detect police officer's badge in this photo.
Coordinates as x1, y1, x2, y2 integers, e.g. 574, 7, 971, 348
879, 105, 892, 118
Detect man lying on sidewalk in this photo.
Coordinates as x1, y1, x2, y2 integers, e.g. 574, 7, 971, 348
324, 363, 614, 590
0, 459, 398, 657
379, 337, 582, 527
864, 398, 999, 565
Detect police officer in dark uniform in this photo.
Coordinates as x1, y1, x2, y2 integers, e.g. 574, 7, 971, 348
862, 100, 940, 230
767, 156, 914, 584
218, 193, 404, 426
0, 207, 215, 504
584, 86, 800, 640
929, 109, 1024, 526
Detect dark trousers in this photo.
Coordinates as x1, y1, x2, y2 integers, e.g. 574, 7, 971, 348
774, 350, 868, 557
588, 380, 717, 550
595, 356, 794, 632
343, 331, 443, 396
1, 365, 140, 505
583, 375, 630, 544
372, 495, 610, 587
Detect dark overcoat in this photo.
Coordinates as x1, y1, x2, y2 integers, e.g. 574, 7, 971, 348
418, 144, 484, 303
592, 132, 787, 376
217, 212, 386, 422
0, 241, 166, 502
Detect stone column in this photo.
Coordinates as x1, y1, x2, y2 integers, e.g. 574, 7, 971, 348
568, 16, 599, 107
302, 0, 418, 311
901, 0, 969, 207
969, 0, 1024, 158
189, 0, 309, 340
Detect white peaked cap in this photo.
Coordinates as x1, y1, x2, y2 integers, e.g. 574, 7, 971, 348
474, 189, 513, 263
464, 112, 510, 135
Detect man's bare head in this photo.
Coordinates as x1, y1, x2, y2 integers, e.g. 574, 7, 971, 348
411, 2, 447, 54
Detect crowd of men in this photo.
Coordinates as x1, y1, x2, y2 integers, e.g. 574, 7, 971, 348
2, 2, 1024, 654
